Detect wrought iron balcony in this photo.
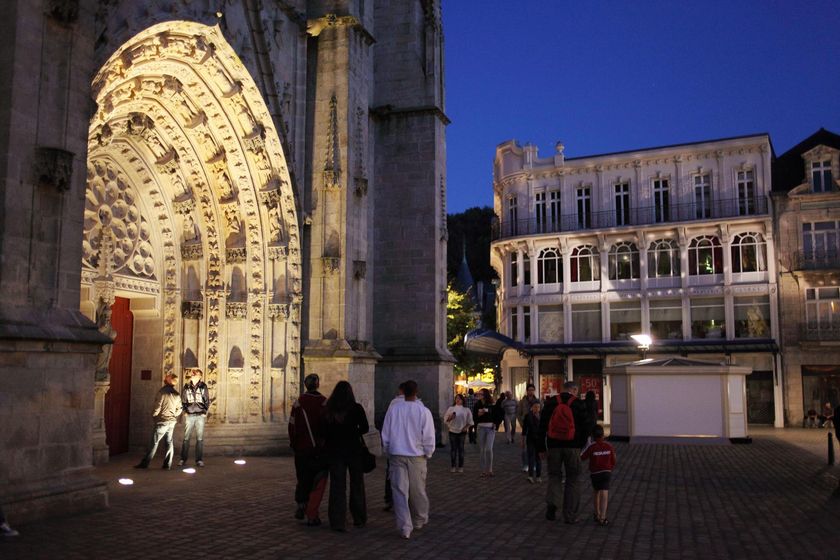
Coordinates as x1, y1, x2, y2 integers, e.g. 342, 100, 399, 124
801, 325, 840, 342
491, 196, 768, 241
792, 250, 840, 271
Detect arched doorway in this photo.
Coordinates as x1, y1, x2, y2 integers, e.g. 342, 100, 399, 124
81, 22, 301, 460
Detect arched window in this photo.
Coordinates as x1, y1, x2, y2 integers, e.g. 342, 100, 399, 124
537, 248, 562, 284
571, 245, 600, 282
688, 236, 723, 275
648, 239, 680, 278
731, 232, 766, 273
608, 242, 640, 280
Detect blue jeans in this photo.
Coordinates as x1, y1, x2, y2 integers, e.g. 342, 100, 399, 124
181, 414, 206, 462
140, 421, 176, 468
526, 441, 542, 477
478, 426, 496, 472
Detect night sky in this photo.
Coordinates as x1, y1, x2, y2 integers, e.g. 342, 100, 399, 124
442, 0, 840, 213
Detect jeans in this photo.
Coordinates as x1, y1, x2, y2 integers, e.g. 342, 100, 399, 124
449, 432, 466, 468
139, 421, 176, 468
478, 426, 496, 472
327, 452, 366, 530
526, 441, 542, 477
503, 413, 517, 442
389, 455, 429, 537
180, 414, 206, 462
546, 447, 582, 521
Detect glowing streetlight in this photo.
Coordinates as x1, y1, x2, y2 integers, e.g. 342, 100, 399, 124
631, 334, 653, 359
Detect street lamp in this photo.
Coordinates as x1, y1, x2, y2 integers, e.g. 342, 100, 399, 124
631, 334, 652, 360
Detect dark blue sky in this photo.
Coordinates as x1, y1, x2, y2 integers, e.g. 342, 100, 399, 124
442, 0, 840, 213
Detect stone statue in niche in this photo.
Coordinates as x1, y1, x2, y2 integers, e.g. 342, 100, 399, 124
268, 205, 283, 244
94, 299, 117, 382
182, 214, 200, 243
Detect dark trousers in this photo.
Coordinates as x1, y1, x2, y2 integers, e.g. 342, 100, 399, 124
449, 432, 466, 467
384, 457, 393, 505
328, 454, 367, 530
468, 424, 477, 444
294, 453, 328, 511
526, 441, 542, 477
546, 447, 582, 522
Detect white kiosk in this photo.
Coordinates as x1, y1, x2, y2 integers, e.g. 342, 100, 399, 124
605, 357, 752, 444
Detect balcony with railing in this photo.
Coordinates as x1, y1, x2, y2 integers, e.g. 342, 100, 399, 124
491, 196, 768, 241
792, 250, 840, 271
801, 325, 840, 342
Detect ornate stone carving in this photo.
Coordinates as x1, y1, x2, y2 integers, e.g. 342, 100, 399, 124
45, 0, 78, 24
268, 303, 290, 320
323, 95, 341, 189
34, 147, 74, 191
181, 300, 203, 319
181, 243, 203, 261
173, 197, 195, 215
226, 247, 247, 263
322, 256, 341, 275
353, 260, 366, 279
267, 245, 288, 260
354, 177, 368, 197
226, 302, 248, 319
228, 367, 244, 380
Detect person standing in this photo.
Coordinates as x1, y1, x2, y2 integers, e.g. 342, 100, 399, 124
444, 394, 473, 473
381, 380, 436, 540
521, 401, 543, 483
464, 388, 478, 444
516, 384, 541, 472
502, 391, 518, 444
322, 381, 369, 532
135, 373, 182, 469
179, 368, 210, 467
580, 425, 616, 525
289, 373, 328, 526
473, 389, 496, 477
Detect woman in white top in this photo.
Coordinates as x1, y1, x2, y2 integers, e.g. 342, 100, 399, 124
444, 394, 474, 473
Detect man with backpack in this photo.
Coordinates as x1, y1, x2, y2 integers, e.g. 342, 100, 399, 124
538, 381, 590, 523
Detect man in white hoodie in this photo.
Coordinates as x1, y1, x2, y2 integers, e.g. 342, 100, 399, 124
380, 379, 436, 540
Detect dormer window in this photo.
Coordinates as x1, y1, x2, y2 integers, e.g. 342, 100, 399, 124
812, 159, 833, 192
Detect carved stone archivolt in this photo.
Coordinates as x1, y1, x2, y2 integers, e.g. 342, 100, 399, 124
226, 302, 248, 319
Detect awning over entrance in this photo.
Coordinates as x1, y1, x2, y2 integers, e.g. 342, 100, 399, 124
464, 328, 523, 358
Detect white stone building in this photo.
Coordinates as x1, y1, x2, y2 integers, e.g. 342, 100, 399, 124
490, 135, 782, 428
0, 0, 452, 523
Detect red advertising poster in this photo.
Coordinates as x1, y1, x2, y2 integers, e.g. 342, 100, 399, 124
540, 375, 565, 400
577, 375, 603, 418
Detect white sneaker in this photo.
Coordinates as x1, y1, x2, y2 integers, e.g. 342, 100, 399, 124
197, 460, 205, 467
521, 466, 529, 472
536, 477, 543, 483
450, 467, 456, 473
527, 476, 534, 484
177, 459, 185, 466
1, 522, 19, 538
457, 468, 464, 473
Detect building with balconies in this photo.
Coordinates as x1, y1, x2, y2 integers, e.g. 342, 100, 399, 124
772, 128, 840, 425
489, 134, 783, 427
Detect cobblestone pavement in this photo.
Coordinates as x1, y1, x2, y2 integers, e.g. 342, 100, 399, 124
4, 430, 840, 560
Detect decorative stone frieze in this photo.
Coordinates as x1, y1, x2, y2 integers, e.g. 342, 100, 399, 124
267, 245, 287, 260
322, 256, 340, 275
226, 302, 247, 319
268, 303, 290, 320
226, 247, 247, 263
34, 147, 74, 191
181, 243, 202, 260
181, 300, 203, 319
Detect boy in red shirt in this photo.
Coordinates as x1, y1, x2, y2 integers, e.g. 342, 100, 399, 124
580, 424, 616, 525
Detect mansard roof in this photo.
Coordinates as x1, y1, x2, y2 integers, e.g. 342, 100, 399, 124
772, 128, 840, 193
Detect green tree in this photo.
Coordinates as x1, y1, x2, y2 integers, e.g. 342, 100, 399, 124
447, 283, 494, 377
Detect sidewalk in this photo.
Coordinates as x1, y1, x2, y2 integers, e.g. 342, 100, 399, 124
3, 428, 840, 559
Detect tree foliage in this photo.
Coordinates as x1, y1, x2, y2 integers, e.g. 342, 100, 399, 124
447, 282, 494, 377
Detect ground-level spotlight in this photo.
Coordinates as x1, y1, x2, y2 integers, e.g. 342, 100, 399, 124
118, 478, 134, 486
234, 459, 246, 465
182, 468, 196, 474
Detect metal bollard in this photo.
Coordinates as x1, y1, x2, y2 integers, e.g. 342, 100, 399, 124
829, 432, 835, 466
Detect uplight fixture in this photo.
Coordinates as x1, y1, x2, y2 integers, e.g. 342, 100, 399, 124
118, 478, 134, 486
631, 334, 652, 359
183, 468, 196, 474
234, 459, 247, 465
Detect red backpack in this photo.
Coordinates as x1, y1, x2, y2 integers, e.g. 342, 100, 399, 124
547, 396, 576, 441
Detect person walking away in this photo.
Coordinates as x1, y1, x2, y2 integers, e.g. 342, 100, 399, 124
539, 381, 588, 523
381, 380, 436, 540
502, 391, 518, 444
382, 383, 406, 512
444, 394, 473, 472
289, 373, 328, 526
464, 389, 478, 444
322, 381, 369, 532
521, 401, 542, 483
473, 389, 496, 477
135, 373, 182, 469
179, 368, 210, 467
820, 402, 834, 429
517, 384, 541, 472
580, 425, 616, 525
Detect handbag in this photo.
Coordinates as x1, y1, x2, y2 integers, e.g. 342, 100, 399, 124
361, 429, 383, 457
359, 435, 377, 473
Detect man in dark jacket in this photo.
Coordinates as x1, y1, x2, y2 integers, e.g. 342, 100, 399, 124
289, 373, 328, 525
538, 381, 589, 523
179, 368, 210, 467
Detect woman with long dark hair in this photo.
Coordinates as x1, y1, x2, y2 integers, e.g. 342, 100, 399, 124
473, 388, 496, 477
322, 380, 370, 532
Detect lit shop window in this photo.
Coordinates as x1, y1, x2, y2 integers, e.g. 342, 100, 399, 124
649, 299, 683, 340
608, 242, 640, 280
690, 297, 725, 339
688, 236, 723, 276
648, 239, 680, 278
734, 296, 770, 338
610, 301, 641, 341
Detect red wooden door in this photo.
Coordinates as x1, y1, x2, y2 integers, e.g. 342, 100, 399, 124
106, 297, 133, 455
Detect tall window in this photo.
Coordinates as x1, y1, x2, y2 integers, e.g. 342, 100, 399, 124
608, 242, 640, 280
538, 304, 564, 343
509, 251, 518, 287
610, 301, 641, 341
694, 173, 711, 219
688, 236, 723, 276
734, 296, 770, 338
648, 239, 680, 278
737, 169, 755, 215
537, 248, 562, 284
806, 288, 840, 334
615, 182, 630, 226
802, 221, 840, 263
576, 186, 591, 229
653, 178, 670, 223
536, 192, 547, 233
571, 245, 600, 283
508, 196, 518, 235
511, 307, 519, 340
523, 253, 531, 285
690, 297, 726, 338
523, 306, 531, 343
731, 232, 767, 273
812, 160, 834, 192
572, 303, 601, 342
649, 299, 683, 340
549, 190, 561, 231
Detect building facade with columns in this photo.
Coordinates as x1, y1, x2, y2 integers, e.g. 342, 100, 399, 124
0, 0, 451, 523
490, 134, 782, 428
